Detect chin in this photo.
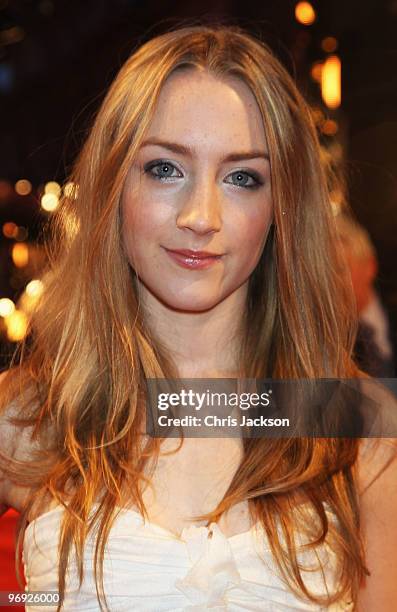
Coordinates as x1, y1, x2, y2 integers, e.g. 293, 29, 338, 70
156, 291, 223, 314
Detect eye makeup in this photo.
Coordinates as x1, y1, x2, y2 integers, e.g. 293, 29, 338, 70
143, 159, 264, 191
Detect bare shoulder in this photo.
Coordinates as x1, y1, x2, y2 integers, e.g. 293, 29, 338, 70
354, 379, 397, 610
0, 369, 43, 514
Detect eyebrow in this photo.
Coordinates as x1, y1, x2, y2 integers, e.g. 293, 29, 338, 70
139, 137, 270, 162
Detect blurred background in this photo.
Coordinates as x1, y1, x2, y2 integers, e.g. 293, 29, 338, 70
0, 0, 396, 603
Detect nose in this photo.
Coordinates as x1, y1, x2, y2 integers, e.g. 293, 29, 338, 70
176, 175, 222, 235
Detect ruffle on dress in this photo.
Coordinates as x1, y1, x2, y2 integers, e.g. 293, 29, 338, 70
175, 522, 241, 610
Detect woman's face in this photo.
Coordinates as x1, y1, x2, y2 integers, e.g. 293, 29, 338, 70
121, 69, 273, 312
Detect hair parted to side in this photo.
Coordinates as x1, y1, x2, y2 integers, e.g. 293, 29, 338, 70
0, 22, 370, 610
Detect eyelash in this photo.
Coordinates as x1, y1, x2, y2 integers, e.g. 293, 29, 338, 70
143, 159, 264, 191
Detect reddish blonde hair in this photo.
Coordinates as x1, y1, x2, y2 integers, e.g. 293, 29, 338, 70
1, 23, 370, 610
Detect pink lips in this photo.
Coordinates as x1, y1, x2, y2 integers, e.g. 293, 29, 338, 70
163, 247, 223, 270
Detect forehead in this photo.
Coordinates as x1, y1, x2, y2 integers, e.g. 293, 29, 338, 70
144, 69, 268, 155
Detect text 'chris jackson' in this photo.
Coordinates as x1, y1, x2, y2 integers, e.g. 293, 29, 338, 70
157, 414, 290, 428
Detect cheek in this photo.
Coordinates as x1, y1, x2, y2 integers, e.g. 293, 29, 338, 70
122, 195, 169, 249
233, 203, 273, 258
246, 216, 271, 246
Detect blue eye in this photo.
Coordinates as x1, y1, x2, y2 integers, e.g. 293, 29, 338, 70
226, 171, 263, 191
143, 159, 263, 190
144, 160, 182, 181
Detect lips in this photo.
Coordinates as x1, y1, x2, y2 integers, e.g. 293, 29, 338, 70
163, 247, 223, 270
166, 248, 222, 258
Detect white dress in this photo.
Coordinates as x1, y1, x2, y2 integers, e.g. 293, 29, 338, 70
22, 502, 354, 611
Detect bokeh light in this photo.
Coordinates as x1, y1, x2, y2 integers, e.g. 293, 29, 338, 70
1, 26, 25, 45
15, 179, 32, 196
295, 2, 316, 26
4, 309, 28, 342
19, 280, 44, 313
41, 192, 59, 211
310, 62, 323, 83
321, 55, 341, 109
25, 279, 44, 297
0, 180, 13, 199
44, 181, 61, 196
0, 298, 15, 318
321, 37, 338, 53
11, 242, 29, 267
321, 119, 339, 136
2, 222, 18, 239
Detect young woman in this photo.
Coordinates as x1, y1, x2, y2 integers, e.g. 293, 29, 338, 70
1, 23, 396, 612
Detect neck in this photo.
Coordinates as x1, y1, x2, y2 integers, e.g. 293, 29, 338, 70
137, 284, 247, 378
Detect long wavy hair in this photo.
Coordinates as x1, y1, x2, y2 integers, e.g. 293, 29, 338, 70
0, 22, 371, 610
